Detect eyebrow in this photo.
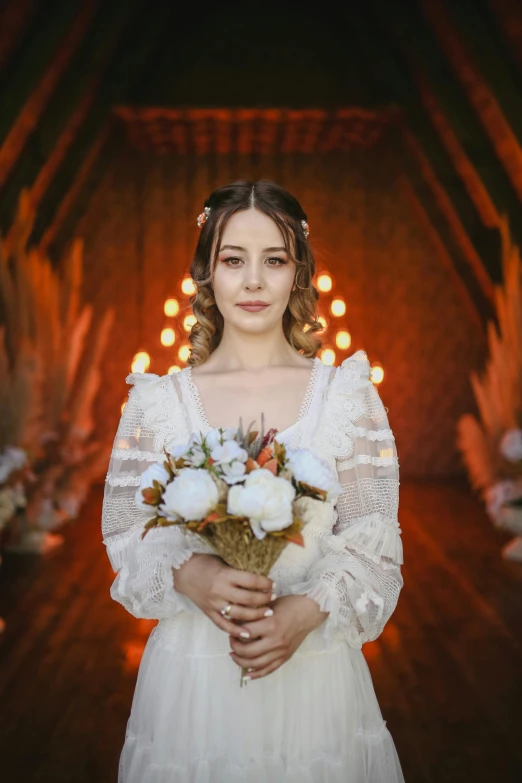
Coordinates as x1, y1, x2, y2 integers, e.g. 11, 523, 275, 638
218, 244, 287, 253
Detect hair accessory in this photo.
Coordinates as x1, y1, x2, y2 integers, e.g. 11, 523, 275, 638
197, 205, 309, 237
197, 206, 211, 227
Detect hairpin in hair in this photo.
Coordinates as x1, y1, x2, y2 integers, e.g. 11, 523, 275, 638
196, 205, 310, 238
197, 206, 211, 227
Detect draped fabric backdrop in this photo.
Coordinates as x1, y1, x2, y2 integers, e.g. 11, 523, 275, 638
78, 142, 487, 479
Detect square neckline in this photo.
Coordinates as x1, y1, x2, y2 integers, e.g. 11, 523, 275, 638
181, 357, 323, 439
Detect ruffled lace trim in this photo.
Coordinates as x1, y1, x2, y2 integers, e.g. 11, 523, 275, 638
316, 350, 373, 459
329, 513, 403, 566
125, 371, 191, 452
286, 575, 363, 648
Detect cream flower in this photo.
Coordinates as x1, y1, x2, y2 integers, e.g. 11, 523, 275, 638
160, 467, 219, 521
286, 448, 342, 502
134, 462, 171, 512
227, 468, 296, 540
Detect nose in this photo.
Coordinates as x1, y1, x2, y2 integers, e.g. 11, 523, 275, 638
244, 264, 263, 290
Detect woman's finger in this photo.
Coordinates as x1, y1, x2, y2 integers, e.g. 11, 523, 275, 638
218, 602, 274, 623
243, 657, 286, 681
211, 611, 255, 640
225, 584, 276, 608
229, 646, 279, 669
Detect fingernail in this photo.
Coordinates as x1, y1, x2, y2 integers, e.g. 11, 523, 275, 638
264, 608, 274, 617
240, 631, 250, 639
243, 675, 252, 682
271, 592, 277, 601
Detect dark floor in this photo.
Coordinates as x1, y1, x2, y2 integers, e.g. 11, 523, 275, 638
0, 479, 521, 783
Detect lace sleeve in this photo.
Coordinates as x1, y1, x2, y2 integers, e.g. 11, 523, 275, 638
101, 372, 216, 620
288, 351, 404, 648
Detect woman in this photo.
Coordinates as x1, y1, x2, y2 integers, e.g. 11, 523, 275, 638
102, 180, 405, 781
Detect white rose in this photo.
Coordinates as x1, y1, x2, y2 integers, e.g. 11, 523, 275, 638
227, 468, 296, 540
169, 443, 191, 459
286, 448, 343, 502
220, 461, 247, 485
499, 428, 522, 462
160, 467, 219, 521
210, 439, 248, 465
134, 462, 171, 512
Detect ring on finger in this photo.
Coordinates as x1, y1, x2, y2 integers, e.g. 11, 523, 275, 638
220, 603, 233, 620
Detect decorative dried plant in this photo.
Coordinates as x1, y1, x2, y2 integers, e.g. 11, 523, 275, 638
0, 191, 114, 552
456, 216, 522, 557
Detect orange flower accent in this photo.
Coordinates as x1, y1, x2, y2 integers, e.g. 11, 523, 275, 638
244, 456, 258, 473
261, 457, 278, 475
256, 446, 274, 467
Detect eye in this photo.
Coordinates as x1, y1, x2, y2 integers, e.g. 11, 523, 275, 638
222, 257, 243, 266
267, 257, 287, 266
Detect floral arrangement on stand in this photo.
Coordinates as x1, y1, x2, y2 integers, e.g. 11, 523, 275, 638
457, 216, 522, 561
136, 416, 342, 685
0, 190, 114, 555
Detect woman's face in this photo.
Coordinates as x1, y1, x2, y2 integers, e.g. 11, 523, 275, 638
211, 208, 296, 333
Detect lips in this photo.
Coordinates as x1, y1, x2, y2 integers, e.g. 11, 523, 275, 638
237, 303, 269, 312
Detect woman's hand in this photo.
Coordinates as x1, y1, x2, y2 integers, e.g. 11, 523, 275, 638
228, 594, 329, 680
172, 554, 276, 640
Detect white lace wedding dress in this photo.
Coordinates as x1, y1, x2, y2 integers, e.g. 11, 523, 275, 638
102, 349, 405, 782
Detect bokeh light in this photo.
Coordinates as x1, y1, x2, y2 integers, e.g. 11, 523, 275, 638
181, 276, 196, 296
164, 298, 180, 317
370, 364, 384, 384
331, 298, 346, 317
131, 351, 150, 373
320, 347, 336, 365
178, 344, 190, 363
183, 314, 197, 331
335, 330, 351, 350
317, 273, 332, 292
161, 328, 176, 347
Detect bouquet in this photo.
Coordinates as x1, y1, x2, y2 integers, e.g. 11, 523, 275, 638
135, 416, 342, 685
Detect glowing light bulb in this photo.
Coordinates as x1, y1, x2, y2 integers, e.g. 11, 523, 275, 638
370, 364, 384, 384
317, 274, 332, 293
131, 351, 150, 372
320, 348, 336, 365
161, 328, 175, 347
335, 330, 351, 350
183, 314, 197, 331
331, 298, 346, 317
181, 276, 196, 296
317, 315, 328, 330
167, 365, 182, 375
178, 344, 190, 362
164, 298, 179, 317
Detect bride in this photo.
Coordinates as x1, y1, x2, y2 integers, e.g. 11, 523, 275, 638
102, 179, 406, 782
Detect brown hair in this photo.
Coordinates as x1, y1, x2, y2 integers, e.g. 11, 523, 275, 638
187, 179, 323, 366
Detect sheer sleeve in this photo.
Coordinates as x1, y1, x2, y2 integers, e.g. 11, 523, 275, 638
287, 351, 403, 648
101, 372, 217, 620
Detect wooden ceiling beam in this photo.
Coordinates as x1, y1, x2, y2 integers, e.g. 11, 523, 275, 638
0, 0, 93, 186
415, 74, 500, 230
369, 0, 522, 251
31, 0, 174, 257
0, 0, 141, 236
341, 4, 501, 299
422, 0, 522, 203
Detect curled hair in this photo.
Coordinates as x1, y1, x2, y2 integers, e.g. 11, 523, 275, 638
187, 179, 322, 366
